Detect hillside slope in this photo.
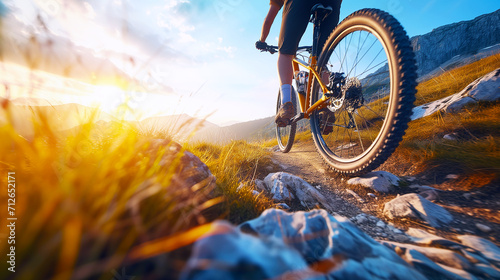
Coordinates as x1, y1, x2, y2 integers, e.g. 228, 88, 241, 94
411, 9, 500, 77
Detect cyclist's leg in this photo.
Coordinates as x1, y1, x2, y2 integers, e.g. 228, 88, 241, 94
278, 0, 312, 56
278, 54, 294, 103
276, 0, 313, 124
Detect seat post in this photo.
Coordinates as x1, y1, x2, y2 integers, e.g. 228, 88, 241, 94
310, 4, 332, 57
312, 19, 322, 57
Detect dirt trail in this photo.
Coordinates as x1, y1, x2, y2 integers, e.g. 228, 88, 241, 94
270, 141, 500, 244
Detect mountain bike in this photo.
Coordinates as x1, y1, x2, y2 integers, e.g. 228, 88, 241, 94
260, 5, 417, 176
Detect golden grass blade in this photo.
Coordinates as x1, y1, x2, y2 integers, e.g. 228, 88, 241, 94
55, 216, 83, 280
128, 223, 222, 261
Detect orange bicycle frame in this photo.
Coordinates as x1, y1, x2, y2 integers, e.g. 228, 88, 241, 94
292, 55, 331, 119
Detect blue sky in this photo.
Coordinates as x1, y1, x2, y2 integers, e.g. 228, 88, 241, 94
1, 0, 499, 125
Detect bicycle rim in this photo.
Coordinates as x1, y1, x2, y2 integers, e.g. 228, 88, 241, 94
311, 9, 417, 175
276, 90, 297, 153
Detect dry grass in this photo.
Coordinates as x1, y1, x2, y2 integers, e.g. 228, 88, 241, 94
415, 53, 500, 106
256, 54, 499, 185
0, 103, 275, 279
188, 140, 275, 224
390, 101, 500, 182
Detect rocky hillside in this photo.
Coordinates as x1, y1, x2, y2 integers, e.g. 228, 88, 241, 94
411, 9, 500, 77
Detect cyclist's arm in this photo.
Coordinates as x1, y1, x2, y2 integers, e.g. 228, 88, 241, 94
259, 4, 280, 42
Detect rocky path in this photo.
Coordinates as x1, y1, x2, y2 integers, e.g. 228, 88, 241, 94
259, 141, 500, 279
270, 141, 500, 242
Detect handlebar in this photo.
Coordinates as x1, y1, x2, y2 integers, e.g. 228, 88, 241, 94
257, 43, 312, 55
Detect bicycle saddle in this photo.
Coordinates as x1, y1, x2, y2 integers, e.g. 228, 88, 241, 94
310, 4, 333, 24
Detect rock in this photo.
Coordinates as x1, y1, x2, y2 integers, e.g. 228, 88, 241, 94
181, 221, 312, 280
383, 193, 453, 228
183, 209, 428, 279
405, 176, 417, 182
382, 241, 476, 279
368, 193, 377, 199
446, 174, 459, 180
475, 263, 500, 278
457, 235, 500, 264
355, 214, 368, 224
347, 171, 400, 193
443, 133, 458, 140
391, 228, 403, 235
394, 235, 410, 243
419, 189, 439, 202
263, 173, 295, 201
475, 223, 492, 233
463, 193, 472, 200
346, 189, 365, 203
242, 209, 426, 279
445, 68, 500, 111
407, 228, 464, 248
146, 139, 214, 189
376, 220, 386, 228
411, 68, 500, 120
408, 184, 438, 192
276, 203, 290, 210
263, 172, 333, 211
251, 190, 260, 196
254, 179, 267, 192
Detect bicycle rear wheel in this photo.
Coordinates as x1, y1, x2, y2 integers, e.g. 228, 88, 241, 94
276, 89, 298, 153
310, 9, 417, 176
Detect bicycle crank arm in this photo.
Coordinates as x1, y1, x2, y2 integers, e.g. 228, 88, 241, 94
290, 113, 305, 124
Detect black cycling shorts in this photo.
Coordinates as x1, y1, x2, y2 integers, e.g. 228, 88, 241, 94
279, 0, 341, 55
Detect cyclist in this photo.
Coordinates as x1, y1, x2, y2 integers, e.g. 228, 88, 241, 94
256, 0, 342, 127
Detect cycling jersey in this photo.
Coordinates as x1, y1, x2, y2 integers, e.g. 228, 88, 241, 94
276, 0, 341, 55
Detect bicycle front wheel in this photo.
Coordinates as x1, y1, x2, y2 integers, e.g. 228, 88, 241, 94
276, 89, 297, 153
310, 9, 417, 176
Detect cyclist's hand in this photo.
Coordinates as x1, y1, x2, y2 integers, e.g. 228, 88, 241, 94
255, 41, 268, 51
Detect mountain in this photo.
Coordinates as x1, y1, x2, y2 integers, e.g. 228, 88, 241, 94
360, 10, 500, 98
134, 114, 279, 144
191, 116, 275, 143
135, 114, 219, 141
0, 102, 114, 137
411, 9, 500, 78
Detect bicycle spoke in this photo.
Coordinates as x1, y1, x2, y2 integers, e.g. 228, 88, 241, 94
359, 48, 386, 77
346, 39, 380, 78
354, 110, 377, 142
310, 9, 417, 174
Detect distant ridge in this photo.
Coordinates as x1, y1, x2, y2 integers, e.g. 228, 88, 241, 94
411, 9, 500, 78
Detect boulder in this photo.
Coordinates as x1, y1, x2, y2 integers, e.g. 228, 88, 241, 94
382, 239, 500, 280
412, 68, 500, 120
145, 139, 214, 189
263, 172, 332, 211
263, 172, 294, 201
445, 68, 500, 111
182, 209, 426, 279
347, 171, 400, 193
180, 220, 315, 280
457, 235, 500, 265
383, 193, 453, 228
